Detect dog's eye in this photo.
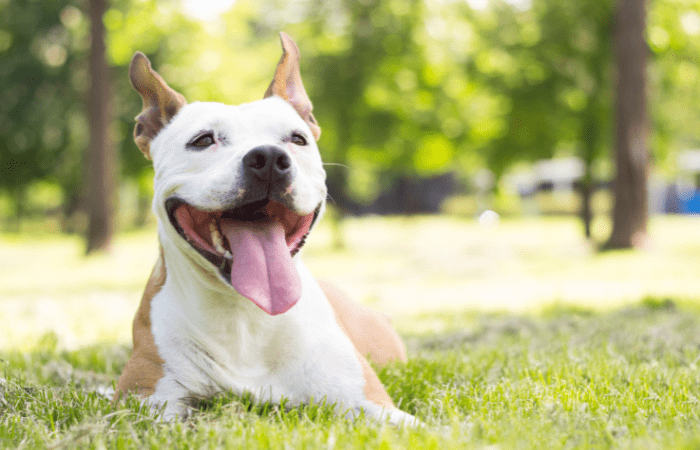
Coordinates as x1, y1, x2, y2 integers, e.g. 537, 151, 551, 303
290, 133, 308, 146
187, 132, 215, 149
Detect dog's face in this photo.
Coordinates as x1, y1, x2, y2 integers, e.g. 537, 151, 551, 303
152, 99, 325, 222
129, 34, 326, 316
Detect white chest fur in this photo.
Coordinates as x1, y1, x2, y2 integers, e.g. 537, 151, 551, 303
147, 256, 366, 419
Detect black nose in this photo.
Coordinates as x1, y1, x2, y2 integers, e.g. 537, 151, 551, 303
242, 146, 291, 181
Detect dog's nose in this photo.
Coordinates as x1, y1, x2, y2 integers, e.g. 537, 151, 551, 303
243, 146, 291, 181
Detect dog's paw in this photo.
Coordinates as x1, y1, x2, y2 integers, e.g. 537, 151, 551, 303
355, 402, 424, 428
95, 386, 115, 399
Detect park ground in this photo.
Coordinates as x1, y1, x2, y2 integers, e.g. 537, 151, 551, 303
1, 215, 700, 448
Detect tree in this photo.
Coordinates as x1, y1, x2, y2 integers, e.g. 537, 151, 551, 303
605, 0, 648, 249
3, 0, 700, 246
459, 0, 614, 237
0, 0, 84, 229
85, 0, 115, 253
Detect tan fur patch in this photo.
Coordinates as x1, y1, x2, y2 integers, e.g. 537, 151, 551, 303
354, 348, 396, 409
318, 280, 407, 366
263, 32, 321, 141
129, 52, 187, 158
113, 248, 167, 402
319, 280, 403, 409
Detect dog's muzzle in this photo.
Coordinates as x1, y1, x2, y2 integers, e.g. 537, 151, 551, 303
163, 146, 322, 316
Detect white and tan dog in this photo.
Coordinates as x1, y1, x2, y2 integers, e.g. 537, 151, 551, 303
114, 33, 418, 426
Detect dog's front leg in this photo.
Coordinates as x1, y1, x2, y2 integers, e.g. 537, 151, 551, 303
144, 378, 195, 420
349, 346, 422, 427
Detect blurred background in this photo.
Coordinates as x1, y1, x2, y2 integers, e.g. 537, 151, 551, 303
1, 0, 700, 348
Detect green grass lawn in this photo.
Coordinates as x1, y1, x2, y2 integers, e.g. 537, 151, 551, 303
1, 215, 700, 448
2, 301, 700, 449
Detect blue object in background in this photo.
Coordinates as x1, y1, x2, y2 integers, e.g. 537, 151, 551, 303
682, 190, 700, 214
663, 185, 700, 214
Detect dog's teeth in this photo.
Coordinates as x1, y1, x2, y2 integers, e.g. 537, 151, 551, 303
209, 221, 226, 254
220, 251, 232, 272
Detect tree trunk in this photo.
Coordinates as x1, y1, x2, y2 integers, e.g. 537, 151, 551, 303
605, 0, 648, 250
580, 178, 593, 239
580, 104, 599, 240
85, 0, 115, 254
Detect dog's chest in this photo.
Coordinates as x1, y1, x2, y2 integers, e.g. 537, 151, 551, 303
147, 260, 366, 406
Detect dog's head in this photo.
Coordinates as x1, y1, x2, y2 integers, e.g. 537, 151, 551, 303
129, 33, 326, 316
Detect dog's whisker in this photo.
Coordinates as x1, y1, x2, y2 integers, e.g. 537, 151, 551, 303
322, 163, 350, 170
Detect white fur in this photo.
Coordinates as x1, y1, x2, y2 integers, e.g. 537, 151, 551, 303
148, 259, 366, 419
151, 98, 326, 222
144, 97, 418, 425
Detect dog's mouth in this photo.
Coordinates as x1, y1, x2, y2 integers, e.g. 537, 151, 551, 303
165, 198, 320, 315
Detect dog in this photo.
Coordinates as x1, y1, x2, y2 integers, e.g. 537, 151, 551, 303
114, 33, 418, 426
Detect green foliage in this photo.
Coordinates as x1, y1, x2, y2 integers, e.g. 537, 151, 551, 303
279, 0, 459, 205
647, 0, 700, 168
3, 0, 700, 227
0, 0, 87, 220
459, 0, 615, 175
3, 303, 700, 448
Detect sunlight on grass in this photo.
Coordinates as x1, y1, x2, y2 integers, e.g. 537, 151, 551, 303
304, 215, 700, 331
2, 302, 700, 449
0, 229, 158, 349
0, 214, 698, 349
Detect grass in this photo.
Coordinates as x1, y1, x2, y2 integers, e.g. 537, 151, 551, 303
1, 214, 700, 448
2, 301, 700, 448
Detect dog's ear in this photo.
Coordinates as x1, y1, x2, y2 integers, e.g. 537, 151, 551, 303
264, 32, 321, 141
129, 52, 187, 159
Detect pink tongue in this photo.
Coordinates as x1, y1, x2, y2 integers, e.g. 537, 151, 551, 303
219, 219, 301, 315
